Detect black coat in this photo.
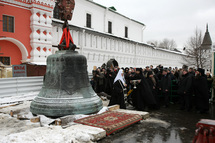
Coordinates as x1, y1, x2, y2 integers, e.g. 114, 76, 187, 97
105, 72, 116, 95
146, 76, 160, 109
193, 76, 209, 111
160, 74, 171, 93
146, 76, 159, 96
177, 73, 193, 95
108, 80, 126, 109
131, 74, 157, 110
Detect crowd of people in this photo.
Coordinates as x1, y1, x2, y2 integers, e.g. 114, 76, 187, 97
91, 64, 214, 114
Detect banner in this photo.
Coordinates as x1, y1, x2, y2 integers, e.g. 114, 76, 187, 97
12, 65, 27, 77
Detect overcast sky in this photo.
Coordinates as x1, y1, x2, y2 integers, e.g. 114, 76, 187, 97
93, 0, 215, 49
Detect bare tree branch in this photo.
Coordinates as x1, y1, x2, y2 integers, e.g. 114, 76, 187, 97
147, 38, 178, 51
183, 28, 211, 69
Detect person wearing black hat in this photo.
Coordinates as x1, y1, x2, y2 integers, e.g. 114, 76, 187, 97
130, 68, 156, 111
177, 67, 193, 111
193, 68, 209, 113
159, 68, 171, 108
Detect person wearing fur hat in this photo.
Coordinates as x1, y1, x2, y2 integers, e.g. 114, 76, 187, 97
193, 68, 209, 114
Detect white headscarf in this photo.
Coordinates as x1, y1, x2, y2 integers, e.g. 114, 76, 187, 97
114, 69, 126, 85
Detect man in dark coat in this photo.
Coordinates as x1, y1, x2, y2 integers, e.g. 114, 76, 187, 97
193, 68, 209, 114
177, 67, 193, 111
174, 67, 179, 80
159, 69, 171, 107
146, 71, 160, 109
167, 69, 175, 80
105, 68, 116, 95
156, 68, 163, 81
131, 68, 156, 111
189, 67, 195, 76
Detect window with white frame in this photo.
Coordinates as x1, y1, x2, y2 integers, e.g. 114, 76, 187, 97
3, 15, 14, 33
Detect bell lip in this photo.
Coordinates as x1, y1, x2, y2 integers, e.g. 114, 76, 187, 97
30, 95, 103, 117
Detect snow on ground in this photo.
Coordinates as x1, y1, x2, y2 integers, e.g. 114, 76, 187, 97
0, 101, 31, 115
0, 99, 108, 143
0, 113, 41, 139
0, 125, 106, 143
0, 91, 38, 105
0, 92, 124, 143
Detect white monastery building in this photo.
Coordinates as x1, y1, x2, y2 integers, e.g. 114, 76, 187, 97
52, 0, 184, 72
0, 0, 185, 73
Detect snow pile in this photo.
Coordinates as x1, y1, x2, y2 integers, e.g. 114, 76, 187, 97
0, 101, 108, 143
0, 113, 41, 139
1, 125, 106, 143
0, 101, 31, 115
0, 91, 38, 105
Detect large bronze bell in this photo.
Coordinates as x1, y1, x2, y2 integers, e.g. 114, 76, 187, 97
30, 50, 103, 117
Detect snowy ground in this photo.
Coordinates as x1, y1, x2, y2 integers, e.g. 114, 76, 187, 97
0, 91, 39, 105
0, 101, 108, 143
0, 94, 150, 143
0, 121, 106, 143
0, 92, 110, 143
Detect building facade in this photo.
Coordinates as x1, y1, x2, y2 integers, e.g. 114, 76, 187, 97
52, 0, 184, 72
0, 0, 185, 73
0, 0, 55, 65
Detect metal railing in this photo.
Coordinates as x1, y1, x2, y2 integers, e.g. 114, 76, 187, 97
0, 74, 93, 100
0, 76, 43, 99
158, 80, 179, 102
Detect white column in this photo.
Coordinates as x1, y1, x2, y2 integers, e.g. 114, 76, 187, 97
29, 1, 54, 63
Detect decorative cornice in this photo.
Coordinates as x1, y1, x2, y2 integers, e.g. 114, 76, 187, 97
1, 0, 30, 8
1, 0, 55, 11
31, 4, 54, 12
30, 0, 55, 8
